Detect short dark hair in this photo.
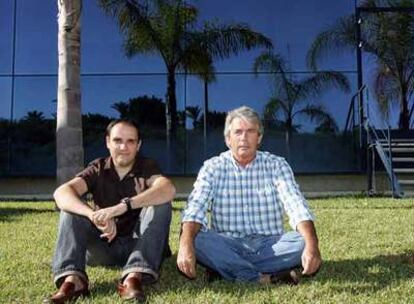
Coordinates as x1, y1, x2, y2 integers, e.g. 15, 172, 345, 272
106, 119, 140, 139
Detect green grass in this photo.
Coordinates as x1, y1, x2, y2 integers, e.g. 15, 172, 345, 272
0, 197, 413, 303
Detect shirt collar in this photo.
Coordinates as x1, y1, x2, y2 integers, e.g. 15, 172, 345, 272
103, 156, 141, 179
226, 150, 258, 170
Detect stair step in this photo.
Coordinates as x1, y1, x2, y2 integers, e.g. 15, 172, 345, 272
378, 138, 414, 143
392, 157, 414, 162
394, 168, 414, 173
388, 147, 414, 153
400, 180, 414, 185
380, 143, 414, 148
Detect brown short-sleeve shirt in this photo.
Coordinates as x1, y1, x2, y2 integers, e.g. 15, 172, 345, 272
77, 156, 162, 236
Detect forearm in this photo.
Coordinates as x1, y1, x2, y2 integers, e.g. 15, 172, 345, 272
297, 220, 319, 248
180, 221, 201, 247
131, 176, 176, 208
93, 176, 176, 219
54, 185, 93, 220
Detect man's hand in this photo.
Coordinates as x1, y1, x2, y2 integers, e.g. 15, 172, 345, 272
94, 218, 117, 243
91, 204, 125, 224
177, 241, 197, 279
301, 244, 321, 275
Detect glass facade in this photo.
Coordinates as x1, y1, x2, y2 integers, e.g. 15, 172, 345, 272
1, 0, 362, 176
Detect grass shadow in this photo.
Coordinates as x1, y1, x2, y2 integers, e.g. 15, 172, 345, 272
308, 250, 414, 293
0, 207, 55, 222
143, 251, 414, 298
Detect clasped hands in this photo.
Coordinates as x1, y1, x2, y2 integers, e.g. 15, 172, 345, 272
90, 204, 123, 243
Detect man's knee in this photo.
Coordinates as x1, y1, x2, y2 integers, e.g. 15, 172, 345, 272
139, 203, 172, 235
194, 230, 230, 253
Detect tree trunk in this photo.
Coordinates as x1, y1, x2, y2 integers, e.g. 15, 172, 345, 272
56, 0, 84, 186
285, 116, 292, 161
399, 88, 410, 130
203, 79, 209, 137
166, 68, 177, 135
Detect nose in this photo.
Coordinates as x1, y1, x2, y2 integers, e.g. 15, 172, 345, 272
119, 142, 127, 150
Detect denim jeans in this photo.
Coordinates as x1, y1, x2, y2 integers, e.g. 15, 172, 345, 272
194, 230, 304, 282
51, 203, 171, 287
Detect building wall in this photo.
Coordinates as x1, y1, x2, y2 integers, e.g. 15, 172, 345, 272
0, 173, 396, 201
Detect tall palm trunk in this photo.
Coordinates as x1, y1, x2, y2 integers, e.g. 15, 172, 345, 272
166, 68, 177, 135
399, 86, 410, 130
285, 117, 292, 161
203, 80, 209, 135
56, 0, 83, 186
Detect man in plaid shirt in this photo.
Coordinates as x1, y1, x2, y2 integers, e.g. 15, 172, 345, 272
177, 106, 321, 284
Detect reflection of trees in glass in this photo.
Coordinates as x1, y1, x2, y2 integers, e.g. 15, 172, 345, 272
111, 95, 166, 127
99, 0, 272, 139
185, 106, 201, 128
253, 51, 350, 157
184, 107, 226, 130
307, 0, 414, 130
82, 113, 113, 145
14, 111, 55, 146
56, 0, 83, 185
206, 110, 226, 129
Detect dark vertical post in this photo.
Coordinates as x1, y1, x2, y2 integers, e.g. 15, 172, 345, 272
203, 80, 208, 158
183, 71, 188, 174
356, 7, 364, 133
7, 0, 18, 174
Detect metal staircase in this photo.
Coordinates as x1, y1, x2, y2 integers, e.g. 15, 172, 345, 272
344, 85, 414, 197
376, 137, 414, 197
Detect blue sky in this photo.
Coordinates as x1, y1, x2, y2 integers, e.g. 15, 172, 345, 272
1, 0, 390, 130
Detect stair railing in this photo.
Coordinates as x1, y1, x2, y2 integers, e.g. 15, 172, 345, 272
343, 85, 367, 148
364, 118, 402, 197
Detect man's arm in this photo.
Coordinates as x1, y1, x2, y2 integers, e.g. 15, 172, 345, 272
54, 177, 118, 242
53, 177, 94, 220
177, 221, 201, 279
92, 175, 176, 221
296, 220, 321, 275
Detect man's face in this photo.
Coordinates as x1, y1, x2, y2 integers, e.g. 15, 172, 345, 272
106, 123, 141, 169
225, 117, 262, 165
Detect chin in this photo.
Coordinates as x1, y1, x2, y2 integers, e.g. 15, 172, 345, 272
115, 158, 134, 167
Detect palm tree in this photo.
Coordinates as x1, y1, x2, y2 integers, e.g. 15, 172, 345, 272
111, 101, 130, 119
307, 0, 414, 130
185, 105, 201, 129
22, 110, 46, 124
99, 0, 273, 139
253, 51, 350, 158
56, 0, 83, 185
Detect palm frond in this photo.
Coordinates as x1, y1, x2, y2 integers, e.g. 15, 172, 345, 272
298, 71, 350, 100
199, 23, 273, 60
306, 16, 356, 70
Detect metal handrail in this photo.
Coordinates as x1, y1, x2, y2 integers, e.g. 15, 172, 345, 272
343, 85, 366, 134
364, 117, 402, 197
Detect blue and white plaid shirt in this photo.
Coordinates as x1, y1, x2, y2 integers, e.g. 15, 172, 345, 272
182, 150, 314, 238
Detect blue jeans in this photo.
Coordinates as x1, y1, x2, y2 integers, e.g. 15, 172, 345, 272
51, 203, 171, 287
194, 230, 304, 282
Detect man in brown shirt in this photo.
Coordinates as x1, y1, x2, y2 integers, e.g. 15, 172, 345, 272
44, 119, 176, 303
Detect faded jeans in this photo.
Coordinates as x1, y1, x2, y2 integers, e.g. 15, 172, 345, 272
51, 203, 171, 287
194, 230, 304, 282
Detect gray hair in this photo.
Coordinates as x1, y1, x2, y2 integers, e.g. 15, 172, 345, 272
224, 106, 264, 138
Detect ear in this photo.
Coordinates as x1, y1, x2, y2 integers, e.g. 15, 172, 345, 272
105, 135, 110, 149
225, 136, 231, 149
137, 139, 142, 152
258, 134, 263, 145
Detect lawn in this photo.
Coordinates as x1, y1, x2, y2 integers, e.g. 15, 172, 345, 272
0, 197, 413, 304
